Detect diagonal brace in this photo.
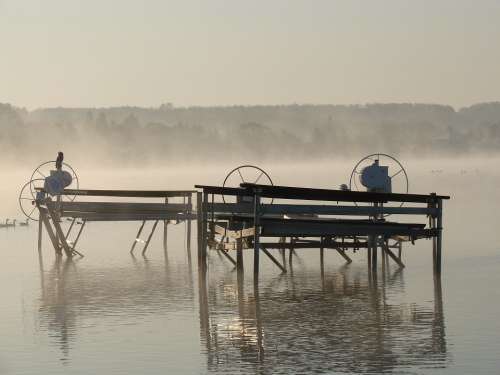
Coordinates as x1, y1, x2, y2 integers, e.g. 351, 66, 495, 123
261, 246, 287, 273
335, 248, 352, 263
220, 250, 237, 266
383, 244, 405, 268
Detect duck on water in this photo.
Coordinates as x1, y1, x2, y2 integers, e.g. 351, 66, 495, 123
0, 219, 18, 228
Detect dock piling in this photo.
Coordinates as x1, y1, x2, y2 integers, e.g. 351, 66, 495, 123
435, 199, 443, 274
253, 193, 261, 278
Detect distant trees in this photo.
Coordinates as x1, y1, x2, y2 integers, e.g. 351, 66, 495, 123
0, 102, 499, 166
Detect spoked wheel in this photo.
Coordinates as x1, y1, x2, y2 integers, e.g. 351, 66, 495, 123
222, 165, 274, 204
29, 161, 79, 201
348, 153, 409, 216
19, 178, 45, 221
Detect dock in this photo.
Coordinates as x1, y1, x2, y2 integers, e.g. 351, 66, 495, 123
195, 183, 449, 276
23, 156, 449, 279
35, 188, 195, 257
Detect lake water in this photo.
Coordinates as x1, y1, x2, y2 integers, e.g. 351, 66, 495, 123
1, 158, 499, 374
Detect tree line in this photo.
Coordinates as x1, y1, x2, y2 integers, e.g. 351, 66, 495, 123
1, 102, 499, 166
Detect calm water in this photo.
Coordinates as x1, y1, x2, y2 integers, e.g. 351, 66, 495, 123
1, 159, 500, 374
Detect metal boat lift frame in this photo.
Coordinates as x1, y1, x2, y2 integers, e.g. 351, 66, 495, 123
36, 188, 196, 257
195, 183, 449, 278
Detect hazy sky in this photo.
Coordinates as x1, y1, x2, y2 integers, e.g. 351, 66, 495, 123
1, 0, 499, 109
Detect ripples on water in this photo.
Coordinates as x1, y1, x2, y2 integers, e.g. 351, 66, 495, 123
6, 161, 500, 374
200, 259, 448, 374
31, 230, 448, 374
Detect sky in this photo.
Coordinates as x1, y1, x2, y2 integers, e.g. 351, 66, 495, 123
0, 0, 499, 109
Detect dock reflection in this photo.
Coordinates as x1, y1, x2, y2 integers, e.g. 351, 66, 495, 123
37, 253, 195, 362
198, 265, 448, 374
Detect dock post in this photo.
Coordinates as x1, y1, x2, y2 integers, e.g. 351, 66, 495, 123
435, 199, 443, 274
236, 224, 244, 272
197, 192, 202, 260
55, 195, 61, 245
163, 198, 168, 252
196, 191, 208, 268
381, 237, 386, 274
320, 236, 324, 266
37, 211, 43, 253
201, 192, 208, 266
432, 215, 437, 268
289, 237, 295, 265
187, 194, 192, 253
430, 194, 437, 268
253, 192, 261, 279
370, 204, 379, 273
371, 235, 377, 272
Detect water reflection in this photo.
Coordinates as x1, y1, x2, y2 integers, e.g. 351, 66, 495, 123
36, 249, 448, 373
198, 264, 448, 374
37, 253, 195, 362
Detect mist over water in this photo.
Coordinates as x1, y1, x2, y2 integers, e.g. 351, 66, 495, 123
1, 156, 500, 374
2, 102, 500, 167
2, 0, 499, 371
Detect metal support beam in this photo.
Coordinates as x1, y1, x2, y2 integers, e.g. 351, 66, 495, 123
383, 243, 405, 268
435, 199, 443, 274
163, 197, 168, 251
71, 219, 86, 253
197, 192, 203, 260
253, 193, 261, 278
201, 192, 208, 264
335, 248, 352, 263
142, 220, 159, 255
220, 250, 237, 266
130, 220, 146, 253
65, 218, 76, 240
187, 194, 192, 253
39, 207, 61, 255
320, 237, 324, 266
236, 228, 244, 272
261, 246, 286, 273
371, 235, 377, 271
37, 211, 43, 253
46, 203, 73, 257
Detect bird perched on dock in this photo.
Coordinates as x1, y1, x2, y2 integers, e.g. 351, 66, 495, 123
56, 151, 64, 170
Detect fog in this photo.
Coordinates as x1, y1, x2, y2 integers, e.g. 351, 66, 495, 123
1, 102, 500, 167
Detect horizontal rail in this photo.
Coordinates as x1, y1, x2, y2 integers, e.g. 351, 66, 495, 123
261, 221, 433, 237
58, 202, 192, 214
241, 183, 449, 203
36, 188, 195, 198
203, 203, 438, 216
194, 185, 248, 197
195, 184, 449, 203
59, 212, 197, 221
223, 240, 370, 251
